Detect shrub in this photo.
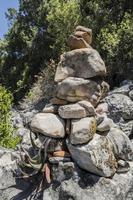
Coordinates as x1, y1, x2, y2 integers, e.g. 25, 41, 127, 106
0, 86, 20, 148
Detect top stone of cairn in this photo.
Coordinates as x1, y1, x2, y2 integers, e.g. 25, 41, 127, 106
55, 26, 106, 82
68, 25, 92, 49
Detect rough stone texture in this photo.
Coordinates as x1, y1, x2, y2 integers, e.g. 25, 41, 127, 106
129, 90, 133, 100
0, 148, 39, 200
30, 113, 65, 138
43, 162, 133, 200
43, 103, 58, 114
50, 97, 68, 105
70, 117, 96, 145
74, 30, 91, 44
58, 103, 88, 119
97, 116, 114, 132
77, 100, 95, 116
105, 94, 133, 122
67, 134, 117, 177
107, 128, 133, 161
56, 77, 105, 107
54, 48, 106, 82
0, 149, 18, 190
119, 120, 133, 137
67, 35, 90, 50
95, 102, 108, 115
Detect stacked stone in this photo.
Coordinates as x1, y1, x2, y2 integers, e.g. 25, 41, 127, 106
30, 26, 133, 178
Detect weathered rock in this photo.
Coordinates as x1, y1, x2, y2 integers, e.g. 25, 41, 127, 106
108, 85, 131, 96
58, 103, 88, 119
119, 120, 133, 137
75, 25, 92, 36
117, 160, 130, 173
97, 116, 114, 132
30, 113, 65, 138
74, 30, 91, 44
0, 148, 38, 200
105, 94, 133, 122
0, 149, 18, 190
96, 102, 108, 114
49, 157, 71, 164
67, 134, 117, 177
78, 100, 95, 116
129, 90, 133, 100
54, 48, 106, 82
43, 162, 133, 200
56, 77, 105, 106
50, 97, 68, 105
43, 103, 58, 114
52, 162, 76, 183
107, 128, 133, 161
67, 35, 90, 50
70, 117, 96, 145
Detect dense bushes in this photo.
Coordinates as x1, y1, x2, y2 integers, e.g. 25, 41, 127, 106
0, 86, 20, 148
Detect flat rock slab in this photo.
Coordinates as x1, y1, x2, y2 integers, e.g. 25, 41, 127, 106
55, 48, 106, 82
67, 134, 117, 177
56, 77, 104, 107
107, 128, 133, 161
30, 113, 65, 138
70, 117, 96, 145
59, 103, 89, 119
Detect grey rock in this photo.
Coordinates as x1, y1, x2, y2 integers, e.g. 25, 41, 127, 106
108, 85, 131, 96
97, 116, 114, 132
56, 77, 105, 107
107, 128, 133, 161
43, 163, 133, 200
95, 102, 108, 115
129, 90, 133, 100
11, 108, 23, 128
70, 117, 96, 145
52, 162, 76, 183
58, 103, 88, 119
67, 134, 117, 177
55, 48, 106, 82
119, 120, 133, 137
30, 113, 65, 138
78, 100, 95, 116
105, 94, 133, 122
49, 157, 71, 164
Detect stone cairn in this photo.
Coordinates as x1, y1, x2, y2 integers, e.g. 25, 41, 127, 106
26, 26, 133, 181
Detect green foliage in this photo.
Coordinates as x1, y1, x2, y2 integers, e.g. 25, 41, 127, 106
0, 0, 133, 100
80, 0, 133, 84
0, 86, 20, 148
46, 0, 81, 54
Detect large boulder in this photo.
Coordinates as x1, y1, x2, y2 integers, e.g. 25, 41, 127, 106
43, 163, 133, 200
30, 113, 65, 138
56, 77, 107, 107
70, 117, 96, 145
107, 128, 133, 161
54, 48, 106, 82
105, 94, 133, 122
67, 134, 117, 177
